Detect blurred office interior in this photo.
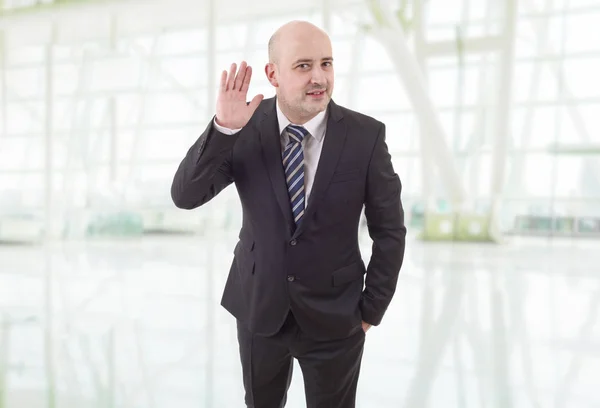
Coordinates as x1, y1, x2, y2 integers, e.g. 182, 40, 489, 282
0, 0, 599, 407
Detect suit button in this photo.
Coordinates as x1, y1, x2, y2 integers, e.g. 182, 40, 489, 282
287, 275, 295, 282
290, 239, 297, 246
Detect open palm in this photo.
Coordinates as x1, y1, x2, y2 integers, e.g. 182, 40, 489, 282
215, 61, 264, 129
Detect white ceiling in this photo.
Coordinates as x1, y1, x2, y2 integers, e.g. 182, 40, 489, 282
0, 0, 366, 46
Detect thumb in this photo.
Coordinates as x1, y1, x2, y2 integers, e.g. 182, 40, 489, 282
248, 94, 264, 113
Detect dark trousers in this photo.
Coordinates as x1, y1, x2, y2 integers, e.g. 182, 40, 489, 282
236, 311, 366, 408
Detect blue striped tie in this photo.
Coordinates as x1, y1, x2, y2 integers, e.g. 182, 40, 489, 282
283, 124, 308, 226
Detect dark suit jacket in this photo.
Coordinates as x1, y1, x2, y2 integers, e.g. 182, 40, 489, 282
171, 97, 406, 340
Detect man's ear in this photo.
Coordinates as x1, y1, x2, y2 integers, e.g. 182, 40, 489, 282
265, 63, 279, 87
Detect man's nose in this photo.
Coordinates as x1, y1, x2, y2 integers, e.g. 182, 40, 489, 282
311, 66, 326, 84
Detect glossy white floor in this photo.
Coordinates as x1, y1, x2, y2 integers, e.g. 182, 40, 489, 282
0, 230, 599, 408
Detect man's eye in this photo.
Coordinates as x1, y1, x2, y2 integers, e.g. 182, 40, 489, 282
323, 62, 332, 67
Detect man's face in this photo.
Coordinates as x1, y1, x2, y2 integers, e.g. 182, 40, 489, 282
267, 30, 334, 122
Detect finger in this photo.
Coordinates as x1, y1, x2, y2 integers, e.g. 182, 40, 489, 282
240, 66, 252, 93
233, 61, 247, 91
219, 70, 227, 93
226, 63, 237, 91
247, 94, 264, 112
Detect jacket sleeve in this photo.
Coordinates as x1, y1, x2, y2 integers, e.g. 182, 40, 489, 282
170, 118, 240, 210
360, 122, 407, 326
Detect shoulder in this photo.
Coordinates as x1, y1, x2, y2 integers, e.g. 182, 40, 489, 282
333, 102, 384, 135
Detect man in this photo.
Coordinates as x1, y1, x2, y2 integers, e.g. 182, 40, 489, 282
171, 20, 406, 408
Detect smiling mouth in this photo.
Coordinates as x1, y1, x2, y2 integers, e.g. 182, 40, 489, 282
306, 90, 326, 96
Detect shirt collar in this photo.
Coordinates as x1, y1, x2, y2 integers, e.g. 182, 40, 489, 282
276, 99, 327, 142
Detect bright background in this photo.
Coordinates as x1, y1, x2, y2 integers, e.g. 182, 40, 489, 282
0, 0, 599, 407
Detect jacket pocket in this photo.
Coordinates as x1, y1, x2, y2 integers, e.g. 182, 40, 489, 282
234, 240, 255, 275
331, 261, 365, 286
234, 239, 255, 253
330, 168, 361, 184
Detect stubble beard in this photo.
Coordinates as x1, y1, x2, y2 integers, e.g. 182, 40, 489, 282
279, 89, 331, 123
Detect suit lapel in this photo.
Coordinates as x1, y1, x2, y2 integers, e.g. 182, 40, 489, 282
292, 100, 346, 239
258, 98, 295, 235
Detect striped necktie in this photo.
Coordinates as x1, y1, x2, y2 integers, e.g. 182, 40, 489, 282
283, 124, 308, 226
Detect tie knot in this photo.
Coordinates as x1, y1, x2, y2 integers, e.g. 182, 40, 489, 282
286, 124, 308, 143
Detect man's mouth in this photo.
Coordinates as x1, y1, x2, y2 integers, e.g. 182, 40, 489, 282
306, 90, 326, 96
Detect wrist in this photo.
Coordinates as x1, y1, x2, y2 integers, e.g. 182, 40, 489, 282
213, 117, 242, 135
214, 116, 238, 129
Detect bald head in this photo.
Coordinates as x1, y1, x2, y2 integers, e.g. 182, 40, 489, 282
268, 20, 331, 63
264, 20, 334, 124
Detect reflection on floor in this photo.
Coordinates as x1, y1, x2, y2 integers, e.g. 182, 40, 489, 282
0, 232, 599, 408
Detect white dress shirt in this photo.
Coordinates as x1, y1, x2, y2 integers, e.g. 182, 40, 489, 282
213, 101, 327, 205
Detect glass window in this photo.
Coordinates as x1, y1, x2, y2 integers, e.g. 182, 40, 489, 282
6, 102, 44, 135
467, 1, 490, 21
573, 104, 600, 142
563, 57, 600, 98
152, 56, 209, 89
215, 51, 253, 78
0, 138, 33, 170
330, 38, 357, 77
437, 111, 456, 146
137, 127, 203, 161
375, 113, 419, 153
392, 157, 422, 197
143, 93, 200, 124
522, 153, 554, 197
330, 14, 361, 37
473, 153, 493, 195
425, 0, 466, 25
328, 76, 348, 106
53, 62, 81, 96
513, 61, 559, 102
89, 57, 142, 92
2, 3, 600, 227
6, 45, 44, 65
456, 112, 478, 151
554, 156, 584, 196
0, 174, 44, 203
564, 11, 600, 53
511, 106, 561, 148
156, 29, 207, 55
359, 36, 395, 73
216, 24, 251, 51
249, 14, 318, 48
6, 67, 43, 98
558, 105, 582, 144
427, 66, 459, 107
353, 73, 411, 112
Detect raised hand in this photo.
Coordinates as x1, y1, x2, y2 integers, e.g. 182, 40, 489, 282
215, 61, 264, 129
